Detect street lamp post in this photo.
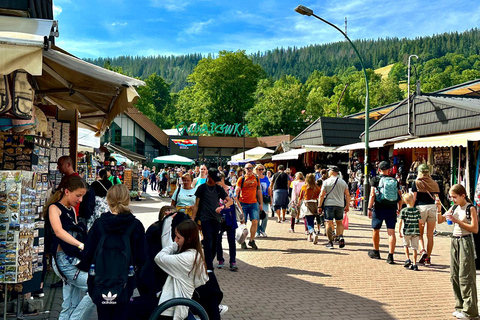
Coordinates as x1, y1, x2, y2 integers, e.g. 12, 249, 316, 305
295, 5, 370, 215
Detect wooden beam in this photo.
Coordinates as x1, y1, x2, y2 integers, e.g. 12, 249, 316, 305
42, 62, 108, 113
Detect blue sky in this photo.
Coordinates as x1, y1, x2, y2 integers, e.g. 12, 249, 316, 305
53, 0, 480, 59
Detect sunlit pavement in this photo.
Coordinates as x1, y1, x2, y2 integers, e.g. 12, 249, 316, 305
38, 187, 479, 320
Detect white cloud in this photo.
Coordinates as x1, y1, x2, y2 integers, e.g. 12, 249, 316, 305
184, 19, 214, 36
53, 4, 62, 16
149, 0, 190, 11
111, 22, 128, 27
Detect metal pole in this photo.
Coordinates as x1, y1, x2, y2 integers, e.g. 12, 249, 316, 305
243, 112, 246, 160
407, 55, 418, 135
309, 12, 370, 215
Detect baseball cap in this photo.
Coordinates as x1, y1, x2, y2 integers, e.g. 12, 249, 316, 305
328, 166, 340, 173
208, 168, 222, 182
378, 161, 390, 170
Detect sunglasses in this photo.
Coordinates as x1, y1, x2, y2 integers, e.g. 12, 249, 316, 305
258, 168, 265, 171
245, 167, 253, 170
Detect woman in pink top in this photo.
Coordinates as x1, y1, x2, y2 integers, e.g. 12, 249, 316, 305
289, 172, 305, 233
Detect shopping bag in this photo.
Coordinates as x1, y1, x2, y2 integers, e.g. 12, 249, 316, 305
343, 213, 349, 230
235, 223, 248, 244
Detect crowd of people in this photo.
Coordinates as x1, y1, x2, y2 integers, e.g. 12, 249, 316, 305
45, 156, 479, 320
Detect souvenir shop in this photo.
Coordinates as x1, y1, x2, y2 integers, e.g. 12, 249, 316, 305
0, 17, 143, 316
342, 92, 480, 210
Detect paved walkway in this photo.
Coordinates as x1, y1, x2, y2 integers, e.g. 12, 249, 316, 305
14, 188, 480, 319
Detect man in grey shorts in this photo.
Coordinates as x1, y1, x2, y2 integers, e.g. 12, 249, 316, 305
318, 166, 350, 249
269, 165, 290, 223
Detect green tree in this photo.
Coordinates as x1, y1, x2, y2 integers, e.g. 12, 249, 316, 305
247, 76, 306, 136
176, 50, 266, 128
135, 73, 173, 128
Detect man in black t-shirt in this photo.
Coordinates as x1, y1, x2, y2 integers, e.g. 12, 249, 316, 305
192, 168, 233, 271
367, 161, 403, 264
269, 165, 290, 223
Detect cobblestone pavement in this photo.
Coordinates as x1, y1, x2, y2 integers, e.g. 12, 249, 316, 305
21, 189, 480, 320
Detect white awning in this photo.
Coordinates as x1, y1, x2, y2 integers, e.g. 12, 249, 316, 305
394, 130, 480, 149
302, 145, 347, 153
272, 148, 307, 161
38, 48, 145, 135
337, 136, 412, 151
231, 146, 274, 161
0, 16, 54, 76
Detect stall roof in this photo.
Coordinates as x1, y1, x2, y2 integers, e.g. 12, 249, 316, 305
336, 136, 412, 151
104, 142, 146, 162
302, 145, 347, 153
362, 94, 480, 141
231, 147, 274, 161
290, 117, 365, 148
124, 108, 169, 146
272, 148, 307, 161
36, 47, 145, 135
394, 130, 480, 149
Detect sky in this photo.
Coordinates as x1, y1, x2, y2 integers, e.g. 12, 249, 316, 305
53, 0, 480, 59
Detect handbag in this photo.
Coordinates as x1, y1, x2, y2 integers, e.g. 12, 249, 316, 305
262, 194, 271, 204
235, 223, 248, 244
234, 201, 244, 222
343, 213, 349, 230
299, 200, 318, 218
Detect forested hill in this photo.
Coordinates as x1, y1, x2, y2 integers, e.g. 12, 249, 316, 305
86, 28, 480, 92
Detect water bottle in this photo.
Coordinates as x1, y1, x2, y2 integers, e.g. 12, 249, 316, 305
89, 264, 96, 276
128, 266, 134, 277
447, 218, 453, 225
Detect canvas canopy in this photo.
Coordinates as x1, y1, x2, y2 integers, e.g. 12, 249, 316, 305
153, 155, 195, 165
272, 148, 307, 161
231, 146, 274, 161
38, 48, 145, 135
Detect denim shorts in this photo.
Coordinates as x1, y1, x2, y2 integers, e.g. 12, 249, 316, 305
240, 202, 259, 221
372, 208, 397, 229
324, 206, 344, 221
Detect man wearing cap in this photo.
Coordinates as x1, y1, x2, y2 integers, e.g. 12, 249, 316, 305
235, 163, 264, 250
192, 168, 233, 271
367, 161, 403, 264
318, 166, 350, 249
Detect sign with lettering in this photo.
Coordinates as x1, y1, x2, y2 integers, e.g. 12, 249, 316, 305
176, 122, 251, 136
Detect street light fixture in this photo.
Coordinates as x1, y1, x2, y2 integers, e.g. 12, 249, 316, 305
295, 5, 370, 215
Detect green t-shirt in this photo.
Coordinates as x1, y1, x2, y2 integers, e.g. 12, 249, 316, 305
399, 207, 421, 235
108, 175, 122, 185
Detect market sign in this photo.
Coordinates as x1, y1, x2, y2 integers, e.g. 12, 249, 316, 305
172, 139, 197, 149
176, 122, 251, 136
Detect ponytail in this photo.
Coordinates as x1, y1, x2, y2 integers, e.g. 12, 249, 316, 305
106, 184, 131, 214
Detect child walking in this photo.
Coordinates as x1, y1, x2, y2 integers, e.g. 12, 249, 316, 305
437, 184, 479, 320
398, 193, 422, 271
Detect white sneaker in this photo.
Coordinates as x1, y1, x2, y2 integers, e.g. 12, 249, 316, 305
219, 304, 229, 315
453, 311, 461, 317
456, 312, 475, 319
260, 231, 268, 237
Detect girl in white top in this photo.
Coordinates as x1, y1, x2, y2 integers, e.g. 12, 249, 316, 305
155, 219, 208, 320
437, 184, 478, 319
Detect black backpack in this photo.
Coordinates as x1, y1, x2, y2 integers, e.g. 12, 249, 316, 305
88, 220, 137, 305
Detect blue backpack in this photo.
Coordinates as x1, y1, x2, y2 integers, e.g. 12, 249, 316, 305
375, 176, 398, 205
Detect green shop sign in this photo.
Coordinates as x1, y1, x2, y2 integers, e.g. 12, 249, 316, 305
176, 122, 251, 136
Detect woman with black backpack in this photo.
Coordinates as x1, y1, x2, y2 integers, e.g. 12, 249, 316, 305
78, 184, 146, 320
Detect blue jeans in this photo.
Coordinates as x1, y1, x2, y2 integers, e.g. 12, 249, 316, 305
52, 251, 95, 320
240, 202, 259, 221
305, 215, 315, 234
257, 203, 269, 235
